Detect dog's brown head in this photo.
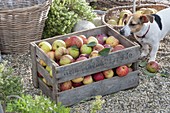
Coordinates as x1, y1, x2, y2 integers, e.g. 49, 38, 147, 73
120, 13, 154, 36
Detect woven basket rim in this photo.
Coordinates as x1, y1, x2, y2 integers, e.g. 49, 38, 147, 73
102, 3, 169, 26
0, 0, 51, 13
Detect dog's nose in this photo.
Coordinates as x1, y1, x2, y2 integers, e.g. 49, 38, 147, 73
120, 29, 124, 35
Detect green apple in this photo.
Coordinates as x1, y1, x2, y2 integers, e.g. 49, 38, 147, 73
80, 44, 92, 55
103, 69, 114, 79
83, 75, 93, 85
59, 55, 74, 66
46, 66, 51, 72
38, 41, 52, 53
68, 46, 80, 59
52, 39, 66, 51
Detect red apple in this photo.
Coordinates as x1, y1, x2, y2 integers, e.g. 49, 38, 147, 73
76, 56, 88, 62
37, 72, 43, 78
83, 75, 93, 85
60, 81, 72, 91
46, 51, 55, 60
55, 47, 67, 60
96, 34, 107, 44
93, 44, 104, 52
116, 65, 129, 77
72, 82, 83, 88
64, 36, 83, 48
146, 61, 159, 73
79, 35, 88, 44
79, 54, 89, 58
59, 55, 74, 66
112, 44, 125, 52
103, 69, 114, 79
103, 44, 112, 48
92, 72, 105, 81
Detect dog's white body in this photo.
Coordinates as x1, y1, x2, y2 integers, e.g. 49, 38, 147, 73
120, 8, 170, 62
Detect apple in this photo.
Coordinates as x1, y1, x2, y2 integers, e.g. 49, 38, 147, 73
72, 77, 84, 83
72, 82, 83, 88
112, 44, 125, 52
39, 59, 46, 67
103, 69, 114, 79
55, 47, 67, 60
89, 50, 99, 58
93, 44, 104, 52
46, 51, 55, 60
146, 61, 159, 73
52, 39, 66, 51
80, 44, 92, 55
87, 36, 98, 44
76, 56, 88, 62
59, 55, 74, 66
42, 78, 51, 86
92, 72, 105, 81
116, 65, 129, 77
107, 19, 117, 26
46, 66, 51, 72
60, 81, 72, 91
128, 67, 133, 72
83, 75, 93, 85
79, 35, 88, 44
38, 41, 52, 53
96, 34, 107, 45
106, 36, 119, 47
49, 70, 53, 77
64, 36, 83, 48
127, 63, 132, 67
68, 46, 80, 59
79, 54, 89, 58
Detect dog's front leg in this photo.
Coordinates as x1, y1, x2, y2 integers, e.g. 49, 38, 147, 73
149, 42, 159, 62
140, 43, 149, 58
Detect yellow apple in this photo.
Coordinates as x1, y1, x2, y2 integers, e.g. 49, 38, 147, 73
87, 36, 98, 44
106, 36, 119, 47
103, 69, 114, 79
39, 59, 46, 67
83, 75, 93, 85
52, 39, 66, 51
38, 41, 52, 53
72, 77, 84, 83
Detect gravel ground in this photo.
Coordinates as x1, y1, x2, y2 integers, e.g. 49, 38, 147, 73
1, 1, 170, 112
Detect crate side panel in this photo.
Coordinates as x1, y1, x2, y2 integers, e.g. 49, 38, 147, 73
38, 78, 53, 99
58, 71, 139, 106
56, 46, 140, 83
37, 62, 53, 85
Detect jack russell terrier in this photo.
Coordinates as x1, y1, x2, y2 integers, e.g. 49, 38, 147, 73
120, 8, 170, 62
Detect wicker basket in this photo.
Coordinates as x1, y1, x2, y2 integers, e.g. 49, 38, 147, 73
102, 4, 169, 30
0, 0, 51, 54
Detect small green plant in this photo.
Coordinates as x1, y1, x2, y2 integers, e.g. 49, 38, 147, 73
6, 94, 70, 113
90, 95, 105, 113
0, 61, 23, 110
43, 0, 96, 38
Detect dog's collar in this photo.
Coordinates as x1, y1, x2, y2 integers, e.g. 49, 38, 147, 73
136, 25, 150, 38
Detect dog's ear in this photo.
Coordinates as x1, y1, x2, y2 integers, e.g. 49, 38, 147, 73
140, 15, 154, 23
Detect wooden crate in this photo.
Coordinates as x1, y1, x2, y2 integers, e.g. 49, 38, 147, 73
30, 25, 141, 106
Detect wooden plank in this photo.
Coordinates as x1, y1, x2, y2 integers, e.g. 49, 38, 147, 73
52, 63, 59, 101
38, 78, 53, 98
37, 62, 53, 85
30, 42, 39, 88
55, 46, 140, 83
57, 70, 140, 106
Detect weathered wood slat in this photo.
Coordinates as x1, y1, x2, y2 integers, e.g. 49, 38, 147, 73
37, 62, 53, 85
38, 78, 53, 98
30, 42, 39, 88
52, 63, 59, 101
55, 46, 140, 83
57, 71, 140, 106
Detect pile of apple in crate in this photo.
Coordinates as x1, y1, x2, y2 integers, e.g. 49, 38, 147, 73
30, 25, 141, 106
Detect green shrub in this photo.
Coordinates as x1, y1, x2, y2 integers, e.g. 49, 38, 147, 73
43, 0, 96, 38
6, 94, 70, 113
0, 61, 23, 108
